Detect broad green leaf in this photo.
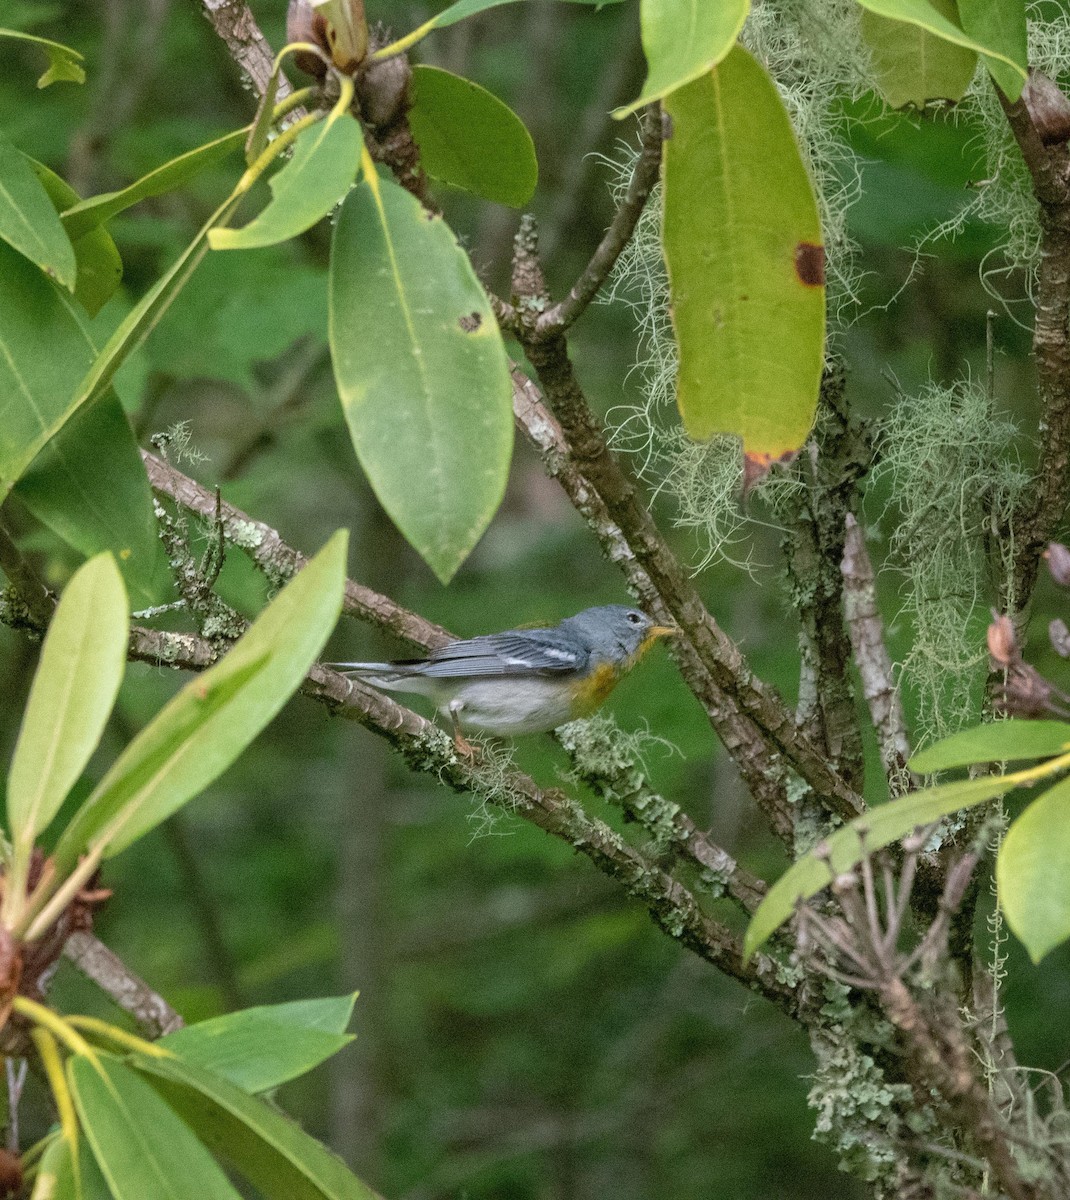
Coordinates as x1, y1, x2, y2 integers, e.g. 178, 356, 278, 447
131, 1053, 381, 1200
861, 0, 977, 108
0, 129, 76, 288
409, 66, 537, 207
614, 0, 749, 117
61, 129, 247, 241
957, 0, 1027, 100
662, 47, 824, 471
209, 114, 362, 251
998, 776, 1070, 962
158, 994, 357, 1093
69, 1054, 243, 1200
329, 169, 512, 583
53, 531, 348, 868
909, 720, 1070, 774
853, 0, 1027, 92
15, 392, 170, 607
30, 1131, 111, 1200
35, 190, 244, 472
0, 27, 85, 86
28, 158, 123, 316
8, 554, 127, 852
744, 770, 1034, 959
0, 240, 166, 604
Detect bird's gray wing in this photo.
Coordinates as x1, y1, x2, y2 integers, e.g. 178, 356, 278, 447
410, 629, 587, 678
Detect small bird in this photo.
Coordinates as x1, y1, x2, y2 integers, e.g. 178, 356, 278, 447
330, 604, 676, 750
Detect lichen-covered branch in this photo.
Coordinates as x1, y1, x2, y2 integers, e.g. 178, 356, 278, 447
143, 450, 451, 651
999, 87, 1070, 608
511, 368, 800, 843
509, 332, 863, 827
556, 718, 768, 916
841, 514, 914, 797
783, 373, 869, 793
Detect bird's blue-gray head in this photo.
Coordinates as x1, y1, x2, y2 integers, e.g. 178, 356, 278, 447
562, 605, 676, 664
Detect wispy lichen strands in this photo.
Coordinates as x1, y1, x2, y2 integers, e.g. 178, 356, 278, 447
871, 380, 1030, 744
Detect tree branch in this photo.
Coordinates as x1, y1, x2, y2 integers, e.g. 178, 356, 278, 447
63, 932, 184, 1037
142, 450, 451, 652
509, 342, 863, 827
536, 104, 663, 335
197, 0, 294, 101
841, 513, 914, 797
999, 88, 1070, 608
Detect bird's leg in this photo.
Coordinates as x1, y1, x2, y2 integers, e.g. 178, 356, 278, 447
448, 699, 477, 759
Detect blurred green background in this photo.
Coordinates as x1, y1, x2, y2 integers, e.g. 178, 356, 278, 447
2, 2, 1069, 1197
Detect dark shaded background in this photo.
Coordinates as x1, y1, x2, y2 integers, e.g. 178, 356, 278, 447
2, 2, 1068, 1197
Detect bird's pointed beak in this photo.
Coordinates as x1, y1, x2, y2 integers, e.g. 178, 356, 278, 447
647, 624, 678, 641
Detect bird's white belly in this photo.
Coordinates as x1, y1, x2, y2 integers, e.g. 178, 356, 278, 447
441, 677, 576, 736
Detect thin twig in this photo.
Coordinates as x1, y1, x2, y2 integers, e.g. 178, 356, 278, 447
63, 932, 185, 1037
536, 105, 664, 335
197, 0, 297, 104
841, 512, 914, 796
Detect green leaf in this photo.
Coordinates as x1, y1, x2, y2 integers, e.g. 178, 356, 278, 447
15, 392, 169, 607
744, 770, 1034, 959
27, 158, 123, 317
69, 1054, 243, 1200
614, 0, 749, 117
61, 129, 247, 241
209, 114, 362, 251
662, 47, 824, 470
0, 27, 85, 86
860, 0, 978, 108
408, 66, 537, 207
130, 1053, 381, 1200
53, 530, 348, 867
7, 554, 127, 853
413, 0, 624, 30
0, 128, 76, 288
998, 776, 1070, 962
0, 240, 166, 603
35, 189, 244, 473
30, 1132, 111, 1200
853, 0, 1027, 92
158, 994, 358, 1093
957, 0, 1027, 100
329, 169, 512, 583
909, 720, 1070, 773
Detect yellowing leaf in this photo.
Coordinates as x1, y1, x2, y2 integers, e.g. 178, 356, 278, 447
662, 47, 824, 473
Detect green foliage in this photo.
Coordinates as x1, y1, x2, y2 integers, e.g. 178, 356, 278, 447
614, 0, 749, 116
209, 113, 362, 251
158, 994, 357, 1093
54, 530, 348, 867
0, 127, 75, 287
909, 719, 1070, 772
860, 0, 978, 107
6, 554, 127, 858
0, 26, 84, 86
28, 158, 123, 316
328, 168, 512, 583
853, 0, 1026, 95
998, 775, 1070, 963
408, 66, 537, 206
0, 240, 164, 601
61, 128, 246, 240
662, 46, 825, 461
957, 0, 1028, 98
69, 1053, 244, 1200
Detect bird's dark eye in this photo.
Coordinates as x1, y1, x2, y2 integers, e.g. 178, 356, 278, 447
627, 611, 643, 625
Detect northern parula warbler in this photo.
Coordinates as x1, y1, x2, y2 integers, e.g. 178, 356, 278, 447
331, 604, 676, 746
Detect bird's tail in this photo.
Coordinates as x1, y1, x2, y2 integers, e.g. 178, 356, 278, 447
325, 661, 429, 691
